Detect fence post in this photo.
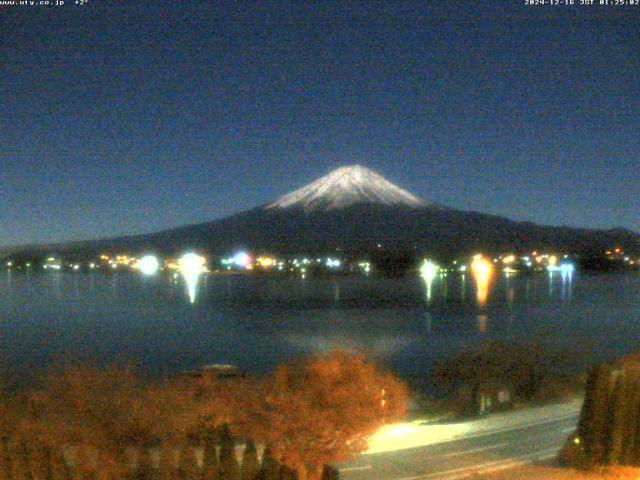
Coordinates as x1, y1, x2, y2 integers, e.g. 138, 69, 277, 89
61, 446, 77, 480
217, 426, 239, 480
255, 444, 265, 467
17, 440, 33, 480
135, 447, 155, 480
241, 440, 257, 480
192, 446, 204, 479
202, 438, 218, 480
258, 448, 279, 480
180, 447, 198, 480
37, 446, 54, 480
159, 446, 175, 480
0, 435, 13, 480
147, 447, 163, 480
171, 447, 184, 480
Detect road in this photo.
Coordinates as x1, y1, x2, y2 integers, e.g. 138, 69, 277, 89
338, 403, 580, 480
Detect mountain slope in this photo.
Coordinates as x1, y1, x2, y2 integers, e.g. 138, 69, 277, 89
5, 166, 640, 258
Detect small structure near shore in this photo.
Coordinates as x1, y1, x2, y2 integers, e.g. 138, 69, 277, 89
457, 382, 513, 416
182, 363, 244, 383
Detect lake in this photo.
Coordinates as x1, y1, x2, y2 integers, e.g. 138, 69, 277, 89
1, 270, 639, 383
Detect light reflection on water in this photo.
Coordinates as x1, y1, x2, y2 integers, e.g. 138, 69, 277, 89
0, 270, 635, 380
470, 256, 495, 306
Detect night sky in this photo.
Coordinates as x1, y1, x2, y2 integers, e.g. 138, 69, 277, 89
1, 1, 639, 247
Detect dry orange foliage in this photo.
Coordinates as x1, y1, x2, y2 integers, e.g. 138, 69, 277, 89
0, 351, 408, 480
22, 364, 193, 479
257, 351, 408, 480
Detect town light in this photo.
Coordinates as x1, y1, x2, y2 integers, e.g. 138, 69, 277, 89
471, 255, 494, 306
559, 263, 575, 274
257, 256, 275, 268
231, 251, 252, 268
178, 253, 207, 303
502, 255, 515, 264
420, 260, 439, 302
179, 253, 206, 276
137, 255, 160, 276
326, 258, 341, 268
419, 260, 438, 284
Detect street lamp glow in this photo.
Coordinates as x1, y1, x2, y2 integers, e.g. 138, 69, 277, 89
419, 260, 438, 284
137, 255, 160, 276
178, 253, 206, 303
559, 263, 575, 274
178, 253, 206, 276
420, 260, 439, 302
231, 251, 252, 268
326, 258, 341, 268
559, 262, 575, 283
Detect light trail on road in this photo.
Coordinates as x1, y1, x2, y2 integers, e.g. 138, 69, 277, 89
339, 406, 580, 480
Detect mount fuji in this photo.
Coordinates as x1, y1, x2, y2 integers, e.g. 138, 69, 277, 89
8, 165, 640, 259
266, 165, 426, 211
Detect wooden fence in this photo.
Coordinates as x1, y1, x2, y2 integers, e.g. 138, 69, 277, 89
0, 436, 340, 480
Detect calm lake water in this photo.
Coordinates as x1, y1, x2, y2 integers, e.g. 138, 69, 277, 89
1, 270, 639, 382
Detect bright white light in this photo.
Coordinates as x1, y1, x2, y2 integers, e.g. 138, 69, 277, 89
559, 263, 575, 274
178, 253, 206, 303
137, 255, 160, 276
179, 253, 206, 276
326, 258, 341, 268
420, 260, 439, 283
420, 260, 439, 302
231, 251, 251, 268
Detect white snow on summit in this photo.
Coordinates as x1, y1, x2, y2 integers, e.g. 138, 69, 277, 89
267, 165, 427, 211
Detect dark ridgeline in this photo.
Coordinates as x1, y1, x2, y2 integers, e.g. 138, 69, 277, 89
562, 353, 640, 467
22, 202, 640, 262
3, 166, 639, 259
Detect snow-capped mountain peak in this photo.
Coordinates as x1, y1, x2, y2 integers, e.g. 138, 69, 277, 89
267, 165, 427, 211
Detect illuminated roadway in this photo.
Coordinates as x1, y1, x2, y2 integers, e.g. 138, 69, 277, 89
338, 404, 580, 480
